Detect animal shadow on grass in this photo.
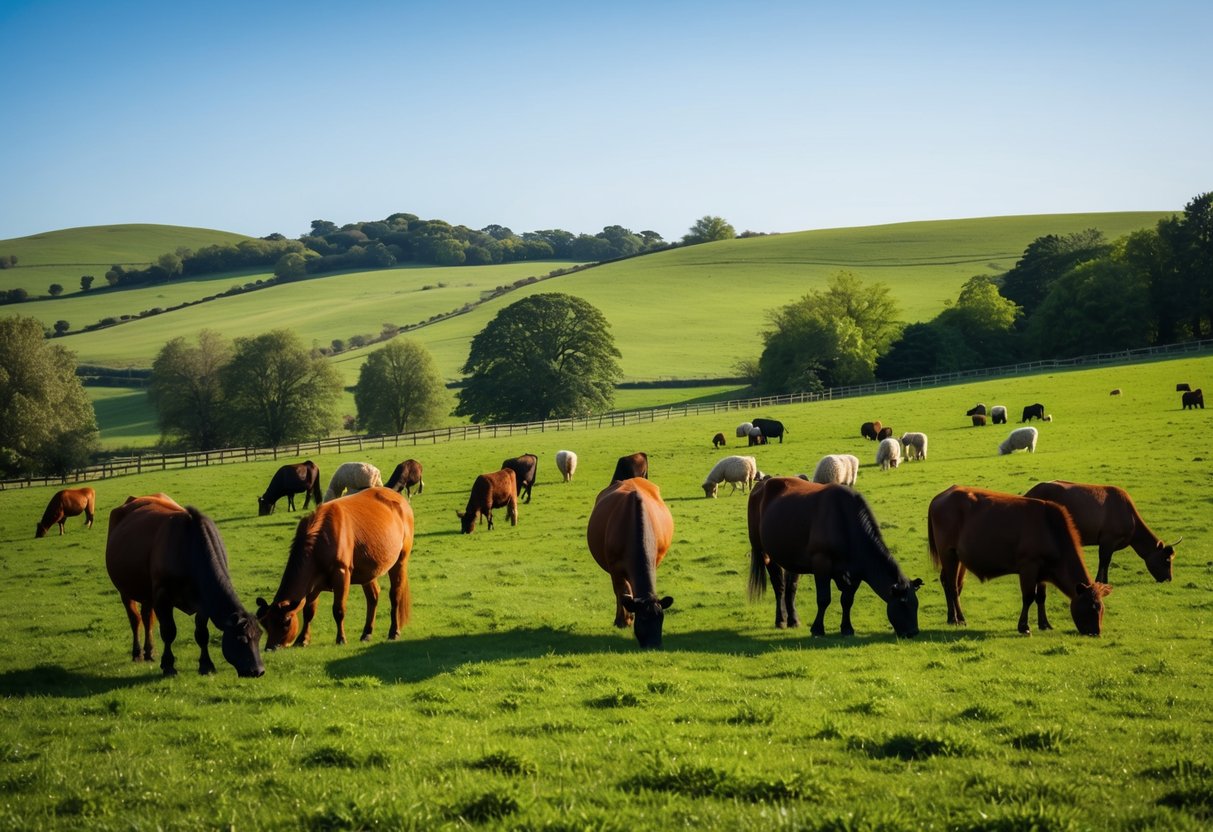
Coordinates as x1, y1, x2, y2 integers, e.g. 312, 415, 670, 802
0, 664, 154, 698
325, 626, 928, 685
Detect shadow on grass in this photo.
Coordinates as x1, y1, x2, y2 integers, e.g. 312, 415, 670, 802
0, 663, 154, 698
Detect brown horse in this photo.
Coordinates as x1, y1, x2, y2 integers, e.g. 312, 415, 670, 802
257, 487, 414, 648
36, 486, 96, 537
105, 494, 265, 677
587, 477, 674, 648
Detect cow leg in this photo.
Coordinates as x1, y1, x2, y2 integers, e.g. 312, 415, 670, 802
58, 520, 66, 535
1016, 572, 1039, 635
194, 613, 216, 675
286, 494, 296, 511
508, 500, 518, 526
294, 593, 321, 647
938, 558, 966, 626
360, 580, 379, 642
811, 573, 832, 636
1096, 546, 1113, 585
332, 573, 353, 645
154, 595, 178, 677
486, 509, 494, 531
1035, 582, 1052, 631
764, 562, 798, 628
139, 602, 155, 661
121, 597, 144, 660
611, 575, 634, 628
837, 576, 859, 636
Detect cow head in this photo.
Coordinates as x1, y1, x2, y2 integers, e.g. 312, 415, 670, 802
885, 578, 923, 637
1069, 583, 1112, 636
221, 611, 266, 677
621, 594, 674, 649
256, 597, 302, 649
257, 496, 274, 517
455, 509, 476, 534
1145, 537, 1180, 582
34, 523, 48, 538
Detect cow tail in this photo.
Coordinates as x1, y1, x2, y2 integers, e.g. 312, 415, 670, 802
747, 548, 768, 602
927, 512, 941, 569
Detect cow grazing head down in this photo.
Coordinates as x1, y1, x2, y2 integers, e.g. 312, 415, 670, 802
621, 594, 674, 649
1146, 537, 1180, 582
221, 612, 266, 677
1069, 583, 1113, 636
885, 578, 924, 638
256, 597, 302, 650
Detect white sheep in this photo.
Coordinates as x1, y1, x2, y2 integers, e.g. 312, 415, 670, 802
702, 455, 758, 497
812, 454, 860, 486
555, 449, 578, 482
322, 461, 383, 502
990, 405, 1008, 424
998, 426, 1038, 455
876, 437, 901, 470
899, 432, 928, 461
736, 422, 753, 438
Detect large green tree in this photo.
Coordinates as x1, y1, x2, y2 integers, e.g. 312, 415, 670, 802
455, 293, 622, 423
0, 316, 99, 477
149, 329, 232, 449
1027, 259, 1150, 358
999, 229, 1109, 317
354, 339, 450, 435
682, 215, 736, 245
220, 330, 343, 447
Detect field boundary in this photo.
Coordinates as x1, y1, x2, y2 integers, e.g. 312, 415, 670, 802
4, 338, 1209, 490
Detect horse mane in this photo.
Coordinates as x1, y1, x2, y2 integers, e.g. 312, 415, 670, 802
630, 490, 659, 600
1041, 501, 1092, 589
279, 510, 322, 596
848, 489, 904, 583
183, 506, 247, 626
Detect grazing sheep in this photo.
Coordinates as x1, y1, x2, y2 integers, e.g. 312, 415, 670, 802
712, 432, 726, 449
555, 450, 578, 482
736, 422, 753, 438
990, 405, 1008, 424
998, 426, 1038, 455
971, 414, 987, 427
965, 404, 987, 417
899, 432, 928, 461
1109, 389, 1121, 396
702, 455, 759, 497
811, 453, 860, 486
876, 437, 901, 471
747, 426, 767, 446
860, 420, 882, 440
323, 461, 383, 502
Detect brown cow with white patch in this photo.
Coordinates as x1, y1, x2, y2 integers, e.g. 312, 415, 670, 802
456, 469, 519, 533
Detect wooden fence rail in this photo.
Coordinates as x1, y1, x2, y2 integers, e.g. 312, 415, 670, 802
3, 338, 1210, 490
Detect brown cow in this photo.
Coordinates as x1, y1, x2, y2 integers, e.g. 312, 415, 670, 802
747, 477, 922, 636
36, 486, 95, 537
860, 420, 882, 441
712, 432, 726, 449
257, 461, 321, 516
385, 459, 424, 497
610, 452, 649, 484
587, 478, 674, 648
928, 485, 1111, 635
971, 414, 987, 427
1023, 481, 1178, 584
257, 487, 413, 648
456, 468, 519, 533
876, 426, 893, 441
1182, 389, 1204, 409
502, 453, 538, 503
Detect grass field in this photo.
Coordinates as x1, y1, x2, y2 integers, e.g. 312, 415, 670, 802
2, 354, 1211, 830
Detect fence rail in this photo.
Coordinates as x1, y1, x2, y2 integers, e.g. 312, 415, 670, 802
4, 338, 1210, 490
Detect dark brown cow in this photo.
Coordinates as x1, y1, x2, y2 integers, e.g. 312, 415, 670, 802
502, 453, 538, 503
258, 461, 321, 516
712, 432, 726, 449
751, 418, 786, 444
1021, 402, 1047, 422
965, 404, 987, 417
971, 414, 987, 427
860, 420, 881, 440
457, 469, 519, 533
587, 478, 674, 648
36, 486, 95, 537
610, 452, 649, 484
747, 477, 922, 636
927, 485, 1111, 635
385, 459, 424, 497
1181, 389, 1204, 409
1023, 481, 1179, 584
876, 426, 893, 441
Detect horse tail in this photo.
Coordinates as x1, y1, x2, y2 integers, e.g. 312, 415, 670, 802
309, 468, 322, 507
927, 508, 941, 570
84, 490, 95, 526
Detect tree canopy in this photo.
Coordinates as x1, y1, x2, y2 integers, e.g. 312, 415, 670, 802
354, 339, 450, 435
149, 330, 232, 450
455, 293, 622, 423
0, 316, 99, 477
682, 215, 736, 246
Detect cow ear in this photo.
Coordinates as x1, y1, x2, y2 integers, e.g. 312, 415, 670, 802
660, 596, 674, 610
620, 595, 640, 613
255, 597, 268, 614
911, 577, 924, 589
1096, 583, 1113, 598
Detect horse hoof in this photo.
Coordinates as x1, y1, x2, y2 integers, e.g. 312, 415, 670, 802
199, 665, 216, 676
360, 634, 372, 642
840, 628, 856, 637
775, 621, 787, 630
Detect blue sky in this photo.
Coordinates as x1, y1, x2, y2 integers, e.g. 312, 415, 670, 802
1, 0, 1209, 241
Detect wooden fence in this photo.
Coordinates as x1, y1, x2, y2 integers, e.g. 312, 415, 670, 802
3, 338, 1210, 490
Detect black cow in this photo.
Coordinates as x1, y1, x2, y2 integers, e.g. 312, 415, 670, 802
1182, 389, 1205, 410
965, 404, 987, 417
502, 453, 538, 503
257, 461, 321, 516
1021, 403, 1047, 422
751, 418, 786, 444
1176, 383, 1191, 392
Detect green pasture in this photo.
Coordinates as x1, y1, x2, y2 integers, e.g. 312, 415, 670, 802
0, 224, 252, 294
2, 355, 1211, 830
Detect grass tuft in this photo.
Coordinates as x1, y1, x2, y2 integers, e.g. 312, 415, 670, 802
1011, 727, 1068, 752
453, 791, 520, 823
620, 762, 820, 803
957, 704, 1002, 722
1157, 782, 1213, 818
587, 691, 641, 708
470, 750, 538, 776
302, 746, 360, 769
853, 732, 967, 760
726, 704, 775, 725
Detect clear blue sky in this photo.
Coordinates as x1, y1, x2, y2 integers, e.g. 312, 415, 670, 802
1, 0, 1209, 241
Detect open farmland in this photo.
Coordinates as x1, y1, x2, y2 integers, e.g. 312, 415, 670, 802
1, 355, 1210, 830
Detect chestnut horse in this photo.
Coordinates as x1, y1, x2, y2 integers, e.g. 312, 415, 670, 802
587, 477, 674, 648
105, 494, 265, 677
36, 486, 96, 537
257, 487, 414, 648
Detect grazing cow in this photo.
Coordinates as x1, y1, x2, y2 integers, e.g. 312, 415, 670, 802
965, 404, 987, 417
998, 426, 1038, 455
735, 422, 753, 438
35, 487, 96, 537
747, 426, 766, 446
751, 418, 786, 444
1021, 403, 1047, 422
876, 426, 893, 441
502, 453, 538, 503
990, 405, 1008, 424
860, 420, 881, 441
712, 432, 727, 449
257, 488, 413, 648
555, 450, 578, 482
258, 461, 321, 516
611, 452, 649, 483
1109, 389, 1121, 396
1182, 389, 1204, 409
1176, 383, 1191, 392
1024, 481, 1179, 584
385, 459, 425, 497
323, 462, 382, 502
587, 478, 675, 648
747, 477, 922, 636
971, 414, 987, 427
457, 469, 519, 533
927, 485, 1111, 635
